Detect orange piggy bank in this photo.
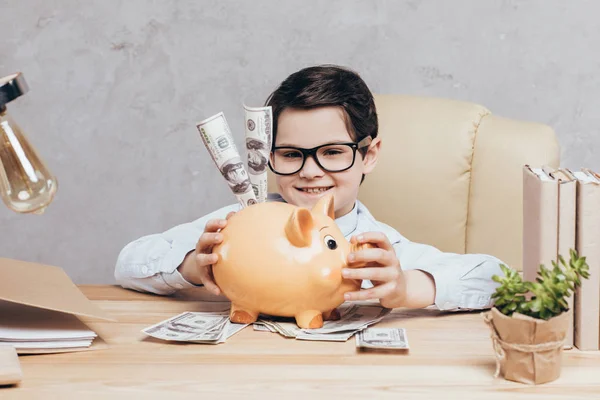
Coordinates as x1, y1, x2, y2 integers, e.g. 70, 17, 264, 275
212, 194, 368, 329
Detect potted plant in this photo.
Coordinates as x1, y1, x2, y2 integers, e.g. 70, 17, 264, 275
483, 249, 590, 384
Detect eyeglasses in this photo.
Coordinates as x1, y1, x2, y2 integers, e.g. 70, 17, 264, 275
268, 136, 372, 176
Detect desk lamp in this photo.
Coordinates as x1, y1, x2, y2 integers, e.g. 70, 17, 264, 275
0, 73, 57, 214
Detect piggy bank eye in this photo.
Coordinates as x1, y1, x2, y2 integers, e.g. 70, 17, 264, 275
323, 235, 337, 250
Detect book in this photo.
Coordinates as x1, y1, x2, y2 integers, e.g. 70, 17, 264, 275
522, 165, 576, 348
545, 167, 577, 349
0, 257, 113, 354
522, 165, 558, 282
572, 169, 600, 350
0, 300, 97, 352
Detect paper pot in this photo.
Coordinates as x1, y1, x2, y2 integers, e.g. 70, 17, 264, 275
483, 307, 569, 384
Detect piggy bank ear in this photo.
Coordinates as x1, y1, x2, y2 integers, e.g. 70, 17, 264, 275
312, 194, 335, 219
285, 208, 314, 247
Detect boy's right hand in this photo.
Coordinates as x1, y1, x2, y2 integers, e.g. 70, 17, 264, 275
178, 212, 235, 295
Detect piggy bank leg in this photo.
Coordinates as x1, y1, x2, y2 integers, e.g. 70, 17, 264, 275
230, 304, 258, 324
295, 310, 324, 329
322, 308, 341, 321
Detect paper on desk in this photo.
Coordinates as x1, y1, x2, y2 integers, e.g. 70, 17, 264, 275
0, 340, 94, 349
0, 258, 114, 321
0, 300, 97, 351
0, 257, 112, 354
0, 301, 97, 341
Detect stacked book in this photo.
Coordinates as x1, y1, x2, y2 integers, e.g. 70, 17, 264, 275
0, 257, 112, 355
523, 165, 600, 350
0, 301, 97, 352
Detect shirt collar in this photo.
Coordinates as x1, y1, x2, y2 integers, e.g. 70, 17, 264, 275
335, 201, 359, 237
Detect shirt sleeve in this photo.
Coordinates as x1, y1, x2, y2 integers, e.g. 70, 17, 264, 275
114, 203, 241, 295
392, 240, 505, 311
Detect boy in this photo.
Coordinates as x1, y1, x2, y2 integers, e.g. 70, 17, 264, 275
115, 65, 503, 311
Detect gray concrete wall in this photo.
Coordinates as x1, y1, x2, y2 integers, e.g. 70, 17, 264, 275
1, 0, 598, 283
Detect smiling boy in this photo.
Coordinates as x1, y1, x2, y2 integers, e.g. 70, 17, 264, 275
115, 65, 503, 311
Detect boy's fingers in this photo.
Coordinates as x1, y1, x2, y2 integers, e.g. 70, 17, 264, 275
354, 232, 393, 250
196, 253, 218, 267
196, 232, 223, 253
344, 281, 395, 301
204, 219, 227, 232
347, 248, 396, 267
342, 266, 399, 282
225, 211, 236, 220
197, 266, 221, 296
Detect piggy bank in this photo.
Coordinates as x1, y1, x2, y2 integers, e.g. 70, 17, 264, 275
212, 194, 368, 329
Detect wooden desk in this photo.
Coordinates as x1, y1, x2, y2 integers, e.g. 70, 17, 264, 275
3, 285, 600, 399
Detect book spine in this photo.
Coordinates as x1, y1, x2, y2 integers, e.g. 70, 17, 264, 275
522, 168, 559, 283
558, 180, 577, 349
574, 179, 600, 350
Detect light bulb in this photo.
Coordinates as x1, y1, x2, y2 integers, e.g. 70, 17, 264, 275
0, 73, 57, 214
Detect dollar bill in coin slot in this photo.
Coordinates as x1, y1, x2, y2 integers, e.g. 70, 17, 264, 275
196, 112, 257, 208
244, 105, 272, 203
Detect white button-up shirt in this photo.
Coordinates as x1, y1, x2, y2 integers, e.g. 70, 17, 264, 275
115, 194, 504, 311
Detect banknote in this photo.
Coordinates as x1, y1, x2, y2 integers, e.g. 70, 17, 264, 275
142, 311, 248, 344
253, 323, 274, 332
217, 320, 248, 343
299, 304, 391, 335
355, 328, 409, 350
143, 305, 392, 344
254, 304, 391, 341
296, 331, 356, 342
256, 318, 302, 338
244, 105, 272, 203
196, 112, 258, 208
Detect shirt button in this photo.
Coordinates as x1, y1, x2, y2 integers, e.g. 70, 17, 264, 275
141, 266, 149, 275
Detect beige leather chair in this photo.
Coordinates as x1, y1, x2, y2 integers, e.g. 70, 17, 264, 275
360, 95, 559, 271
269, 95, 560, 271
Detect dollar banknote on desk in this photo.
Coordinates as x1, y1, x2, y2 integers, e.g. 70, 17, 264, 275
355, 328, 409, 351
142, 311, 248, 344
254, 303, 391, 342
142, 303, 392, 344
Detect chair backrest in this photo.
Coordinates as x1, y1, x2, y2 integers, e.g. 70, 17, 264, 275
268, 94, 560, 271
358, 95, 559, 271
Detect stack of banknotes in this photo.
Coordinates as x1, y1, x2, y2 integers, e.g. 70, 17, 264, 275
142, 303, 408, 350
142, 310, 248, 344
253, 303, 390, 342
355, 327, 409, 351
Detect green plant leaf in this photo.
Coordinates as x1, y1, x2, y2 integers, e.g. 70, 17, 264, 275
492, 248, 590, 320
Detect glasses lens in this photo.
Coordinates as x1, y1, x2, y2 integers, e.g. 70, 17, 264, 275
316, 144, 354, 172
271, 144, 356, 174
272, 148, 304, 174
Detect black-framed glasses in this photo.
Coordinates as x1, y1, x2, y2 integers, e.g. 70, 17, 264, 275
268, 136, 372, 176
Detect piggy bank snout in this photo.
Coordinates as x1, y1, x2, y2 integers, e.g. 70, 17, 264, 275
315, 239, 361, 287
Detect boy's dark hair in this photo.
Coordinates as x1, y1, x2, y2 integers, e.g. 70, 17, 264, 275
264, 65, 378, 158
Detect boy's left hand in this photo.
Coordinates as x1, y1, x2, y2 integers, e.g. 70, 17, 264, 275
342, 232, 407, 309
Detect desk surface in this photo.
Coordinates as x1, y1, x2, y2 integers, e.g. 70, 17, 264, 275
4, 285, 600, 399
